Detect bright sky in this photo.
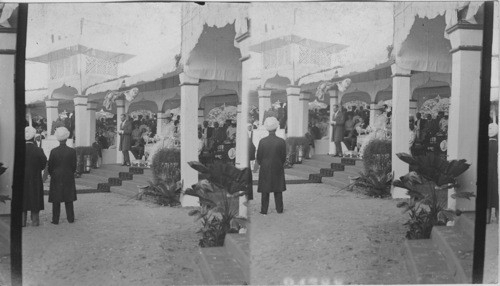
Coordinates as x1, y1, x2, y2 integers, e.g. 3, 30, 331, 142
25, 3, 182, 90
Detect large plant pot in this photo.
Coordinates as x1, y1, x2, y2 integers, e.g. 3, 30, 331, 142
84, 155, 92, 173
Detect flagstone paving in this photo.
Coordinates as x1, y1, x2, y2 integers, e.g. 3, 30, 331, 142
23, 193, 203, 286
249, 183, 412, 285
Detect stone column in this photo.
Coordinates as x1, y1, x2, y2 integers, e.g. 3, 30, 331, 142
286, 85, 301, 137
45, 99, 59, 136
0, 29, 17, 215
258, 89, 272, 125
73, 96, 88, 147
115, 98, 125, 164
299, 91, 311, 136
409, 99, 418, 118
369, 101, 376, 126
235, 104, 243, 168
446, 23, 483, 211
86, 100, 97, 145
236, 31, 252, 219
156, 112, 164, 136
391, 64, 412, 199
179, 73, 200, 207
328, 89, 339, 155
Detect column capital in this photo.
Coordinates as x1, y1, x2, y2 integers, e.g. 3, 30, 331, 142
391, 64, 412, 77
179, 73, 199, 86
45, 99, 59, 108
286, 85, 301, 96
115, 98, 126, 108
257, 89, 272, 98
446, 22, 483, 51
87, 101, 98, 110
73, 96, 88, 106
328, 89, 339, 99
299, 91, 311, 101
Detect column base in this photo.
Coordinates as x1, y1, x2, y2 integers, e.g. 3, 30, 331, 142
181, 194, 199, 207
391, 186, 410, 199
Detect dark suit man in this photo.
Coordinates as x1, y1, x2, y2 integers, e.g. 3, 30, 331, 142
118, 114, 133, 166
331, 104, 345, 157
257, 117, 287, 214
49, 127, 77, 224
24, 127, 47, 227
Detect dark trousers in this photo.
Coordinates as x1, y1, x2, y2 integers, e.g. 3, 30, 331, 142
261, 192, 283, 214
334, 141, 343, 155
122, 150, 130, 164
52, 202, 75, 223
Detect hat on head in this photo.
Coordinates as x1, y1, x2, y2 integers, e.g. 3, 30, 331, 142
264, 116, 279, 131
25, 126, 36, 141
489, 123, 498, 138
55, 127, 70, 141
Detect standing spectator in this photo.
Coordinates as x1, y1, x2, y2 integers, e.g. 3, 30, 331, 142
23, 126, 47, 227
414, 112, 424, 141
257, 117, 286, 215
330, 104, 345, 157
118, 114, 132, 166
48, 127, 77, 225
343, 113, 356, 151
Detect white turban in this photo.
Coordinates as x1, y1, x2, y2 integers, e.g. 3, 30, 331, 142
55, 127, 70, 141
489, 123, 499, 138
25, 126, 36, 141
264, 116, 279, 131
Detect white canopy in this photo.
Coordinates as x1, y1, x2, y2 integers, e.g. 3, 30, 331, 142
394, 1, 483, 73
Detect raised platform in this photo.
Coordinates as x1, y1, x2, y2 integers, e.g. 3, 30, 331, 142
196, 233, 249, 285
403, 212, 475, 284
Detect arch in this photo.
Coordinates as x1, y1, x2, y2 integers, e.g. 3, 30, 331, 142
199, 93, 239, 119
375, 88, 392, 103
51, 84, 78, 100
340, 91, 371, 105
162, 98, 181, 113
263, 74, 291, 91
412, 80, 450, 113
127, 99, 158, 114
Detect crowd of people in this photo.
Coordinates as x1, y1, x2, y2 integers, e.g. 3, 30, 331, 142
198, 119, 238, 164
409, 111, 449, 157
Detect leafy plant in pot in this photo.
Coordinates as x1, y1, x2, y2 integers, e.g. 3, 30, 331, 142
134, 148, 182, 206
393, 152, 475, 239
185, 161, 250, 247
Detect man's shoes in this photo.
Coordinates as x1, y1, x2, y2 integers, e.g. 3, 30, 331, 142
51, 221, 58, 225
259, 212, 267, 215
121, 163, 126, 166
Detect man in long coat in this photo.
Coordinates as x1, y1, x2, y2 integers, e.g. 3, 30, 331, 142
118, 113, 133, 166
23, 126, 47, 227
257, 117, 287, 214
331, 104, 345, 157
48, 127, 77, 224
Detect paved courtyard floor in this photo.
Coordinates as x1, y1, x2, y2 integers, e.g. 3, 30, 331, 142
22, 193, 202, 286
249, 183, 412, 285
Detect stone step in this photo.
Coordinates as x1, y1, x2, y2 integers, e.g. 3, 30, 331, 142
110, 185, 137, 198
308, 174, 323, 183
403, 239, 455, 284
196, 246, 247, 285
319, 168, 334, 177
100, 164, 140, 174
89, 168, 120, 178
431, 226, 473, 283
455, 212, 475, 242
224, 234, 249, 282
311, 154, 364, 167
320, 176, 350, 189
291, 163, 321, 174
78, 173, 109, 184
284, 168, 311, 180
302, 159, 332, 169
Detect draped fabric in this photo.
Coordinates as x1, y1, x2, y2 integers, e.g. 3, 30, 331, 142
181, 3, 249, 82
394, 1, 483, 73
